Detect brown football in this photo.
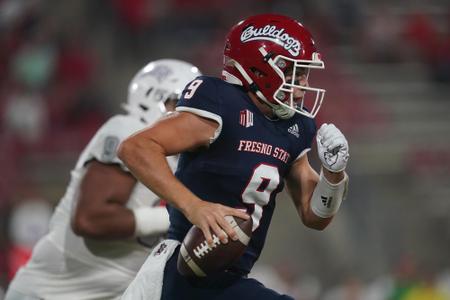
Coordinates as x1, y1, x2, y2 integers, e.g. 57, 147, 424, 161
177, 215, 252, 277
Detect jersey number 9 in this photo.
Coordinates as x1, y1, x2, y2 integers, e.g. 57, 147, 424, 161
242, 164, 280, 231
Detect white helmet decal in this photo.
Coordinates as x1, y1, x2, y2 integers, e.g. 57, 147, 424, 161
141, 64, 173, 83
240, 25, 301, 56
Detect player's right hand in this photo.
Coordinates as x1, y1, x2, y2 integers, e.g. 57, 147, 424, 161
185, 199, 250, 246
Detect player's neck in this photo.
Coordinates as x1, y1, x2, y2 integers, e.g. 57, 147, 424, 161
248, 92, 275, 118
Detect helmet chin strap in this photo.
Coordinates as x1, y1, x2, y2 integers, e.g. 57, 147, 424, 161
231, 59, 294, 119
273, 105, 295, 119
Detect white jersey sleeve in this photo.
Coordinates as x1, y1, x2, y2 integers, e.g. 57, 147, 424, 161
5, 114, 171, 300
76, 115, 145, 171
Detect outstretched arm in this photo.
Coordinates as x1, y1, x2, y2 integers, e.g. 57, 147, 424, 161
118, 112, 249, 245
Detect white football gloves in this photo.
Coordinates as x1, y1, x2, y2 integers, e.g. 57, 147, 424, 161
316, 123, 349, 172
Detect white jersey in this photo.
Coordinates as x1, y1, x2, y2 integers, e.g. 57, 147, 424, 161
8, 115, 176, 300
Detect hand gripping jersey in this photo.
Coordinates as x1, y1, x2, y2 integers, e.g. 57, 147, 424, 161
8, 115, 177, 299
168, 76, 316, 274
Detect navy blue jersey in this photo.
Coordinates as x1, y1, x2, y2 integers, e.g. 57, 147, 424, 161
168, 76, 316, 274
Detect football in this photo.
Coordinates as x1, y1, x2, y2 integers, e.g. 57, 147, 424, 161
177, 215, 252, 277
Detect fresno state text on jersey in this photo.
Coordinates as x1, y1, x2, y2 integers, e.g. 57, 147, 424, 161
169, 76, 316, 275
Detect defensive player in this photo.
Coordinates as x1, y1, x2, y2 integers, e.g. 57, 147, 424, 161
5, 59, 201, 300
119, 14, 350, 299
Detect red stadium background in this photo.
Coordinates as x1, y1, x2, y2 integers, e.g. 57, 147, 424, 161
0, 0, 449, 298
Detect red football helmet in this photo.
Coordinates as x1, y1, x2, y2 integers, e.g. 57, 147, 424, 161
222, 14, 325, 119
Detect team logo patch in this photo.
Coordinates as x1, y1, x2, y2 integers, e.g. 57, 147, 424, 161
240, 25, 301, 56
239, 109, 254, 128
102, 136, 119, 161
287, 124, 300, 138
153, 242, 168, 256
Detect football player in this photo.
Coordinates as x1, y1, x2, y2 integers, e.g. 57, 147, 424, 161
5, 59, 201, 300
119, 14, 350, 300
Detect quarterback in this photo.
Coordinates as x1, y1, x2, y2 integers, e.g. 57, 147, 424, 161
119, 14, 350, 300
5, 59, 201, 300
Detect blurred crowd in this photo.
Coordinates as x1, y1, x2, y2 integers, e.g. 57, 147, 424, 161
251, 256, 450, 300
0, 0, 449, 298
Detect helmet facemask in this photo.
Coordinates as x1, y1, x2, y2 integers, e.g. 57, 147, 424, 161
260, 48, 325, 119
223, 48, 325, 120
222, 14, 327, 120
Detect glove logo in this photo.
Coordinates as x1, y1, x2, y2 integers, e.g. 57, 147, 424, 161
323, 147, 349, 168
324, 150, 338, 167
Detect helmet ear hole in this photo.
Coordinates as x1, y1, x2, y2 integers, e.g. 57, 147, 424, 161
224, 41, 231, 52
250, 67, 266, 78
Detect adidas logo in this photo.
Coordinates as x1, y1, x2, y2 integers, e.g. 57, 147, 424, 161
287, 124, 300, 138
321, 196, 333, 208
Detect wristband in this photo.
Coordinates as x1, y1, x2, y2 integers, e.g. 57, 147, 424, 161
132, 206, 170, 237
310, 170, 349, 218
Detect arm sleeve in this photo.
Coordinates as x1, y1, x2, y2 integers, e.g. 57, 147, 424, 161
175, 76, 223, 143
82, 115, 145, 170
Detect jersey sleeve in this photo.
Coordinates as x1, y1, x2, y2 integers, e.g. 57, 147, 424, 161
80, 115, 145, 170
175, 76, 223, 143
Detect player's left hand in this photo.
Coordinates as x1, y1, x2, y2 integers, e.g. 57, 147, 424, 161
316, 123, 349, 172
